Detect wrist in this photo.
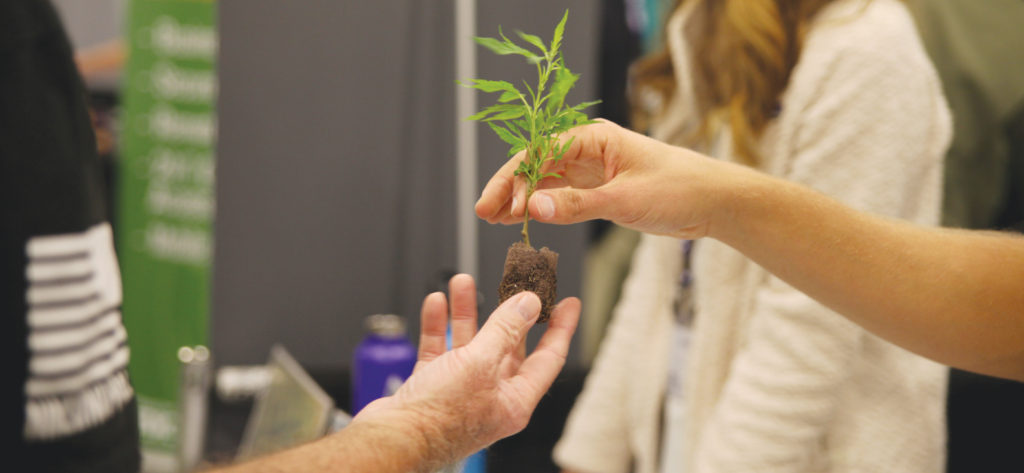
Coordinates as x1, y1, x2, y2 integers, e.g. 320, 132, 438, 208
703, 159, 776, 245
348, 399, 456, 473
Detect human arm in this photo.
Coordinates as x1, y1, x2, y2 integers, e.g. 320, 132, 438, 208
714, 176, 1024, 381
476, 121, 1024, 381
211, 275, 582, 473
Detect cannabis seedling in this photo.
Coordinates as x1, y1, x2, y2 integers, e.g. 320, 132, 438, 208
462, 11, 599, 247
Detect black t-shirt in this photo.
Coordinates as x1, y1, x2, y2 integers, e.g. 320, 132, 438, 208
1, 1, 140, 471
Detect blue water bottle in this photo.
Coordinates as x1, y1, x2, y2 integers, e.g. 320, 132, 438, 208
351, 314, 416, 414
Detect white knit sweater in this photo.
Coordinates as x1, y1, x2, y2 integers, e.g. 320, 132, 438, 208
554, 1, 951, 472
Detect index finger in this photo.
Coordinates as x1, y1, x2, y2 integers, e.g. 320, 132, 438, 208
415, 291, 449, 372
448, 273, 479, 349
475, 151, 525, 224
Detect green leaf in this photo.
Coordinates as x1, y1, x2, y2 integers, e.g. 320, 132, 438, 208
511, 118, 530, 136
498, 89, 521, 103
515, 160, 531, 176
541, 172, 563, 179
467, 103, 520, 121
546, 61, 579, 114
556, 136, 576, 160
477, 29, 543, 63
551, 10, 569, 56
508, 143, 526, 157
553, 113, 574, 132
498, 27, 541, 60
570, 99, 602, 112
474, 36, 516, 56
466, 78, 516, 93
485, 107, 526, 121
517, 31, 547, 54
488, 121, 525, 148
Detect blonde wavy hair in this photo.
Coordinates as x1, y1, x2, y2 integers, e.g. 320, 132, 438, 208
631, 0, 836, 165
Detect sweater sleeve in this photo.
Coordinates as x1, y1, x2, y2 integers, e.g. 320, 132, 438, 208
554, 235, 677, 473
691, 10, 950, 473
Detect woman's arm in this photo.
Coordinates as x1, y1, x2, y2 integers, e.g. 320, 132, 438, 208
716, 174, 1024, 381
476, 122, 1024, 381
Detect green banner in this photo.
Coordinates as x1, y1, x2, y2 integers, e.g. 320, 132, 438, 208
118, 0, 216, 469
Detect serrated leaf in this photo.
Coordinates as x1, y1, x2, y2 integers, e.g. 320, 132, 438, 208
498, 27, 537, 57
546, 62, 578, 114
488, 121, 525, 148
474, 36, 516, 56
551, 10, 568, 56
477, 27, 543, 63
554, 114, 574, 132
511, 118, 530, 137
498, 89, 521, 103
467, 103, 520, 121
574, 111, 595, 125
571, 99, 602, 112
485, 107, 526, 121
558, 136, 576, 157
466, 78, 516, 93
517, 31, 547, 54
508, 143, 526, 157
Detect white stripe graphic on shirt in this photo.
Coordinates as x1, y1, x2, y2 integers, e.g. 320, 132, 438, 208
29, 338, 129, 380
24, 371, 134, 441
26, 346, 130, 397
29, 308, 123, 351
28, 299, 121, 329
26, 279, 100, 306
28, 311, 125, 360
23, 222, 133, 440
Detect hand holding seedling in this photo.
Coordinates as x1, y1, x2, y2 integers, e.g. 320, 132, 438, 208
461, 10, 599, 248
476, 120, 728, 241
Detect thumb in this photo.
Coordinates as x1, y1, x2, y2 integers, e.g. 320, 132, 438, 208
529, 188, 613, 225
469, 292, 540, 364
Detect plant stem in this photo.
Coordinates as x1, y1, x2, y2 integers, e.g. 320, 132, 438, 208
522, 205, 531, 248
519, 49, 557, 250
522, 181, 536, 247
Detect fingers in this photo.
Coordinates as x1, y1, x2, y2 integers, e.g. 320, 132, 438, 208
448, 274, 478, 349
510, 297, 581, 407
477, 121, 624, 226
476, 151, 525, 223
468, 292, 540, 365
416, 292, 449, 371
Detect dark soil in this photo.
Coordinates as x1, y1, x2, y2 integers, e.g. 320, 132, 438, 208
499, 242, 558, 322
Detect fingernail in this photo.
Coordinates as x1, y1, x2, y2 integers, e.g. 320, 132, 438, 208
511, 196, 519, 216
536, 193, 555, 219
516, 293, 539, 320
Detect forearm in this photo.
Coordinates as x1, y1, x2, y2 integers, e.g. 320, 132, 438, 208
710, 166, 1024, 380
208, 410, 447, 473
